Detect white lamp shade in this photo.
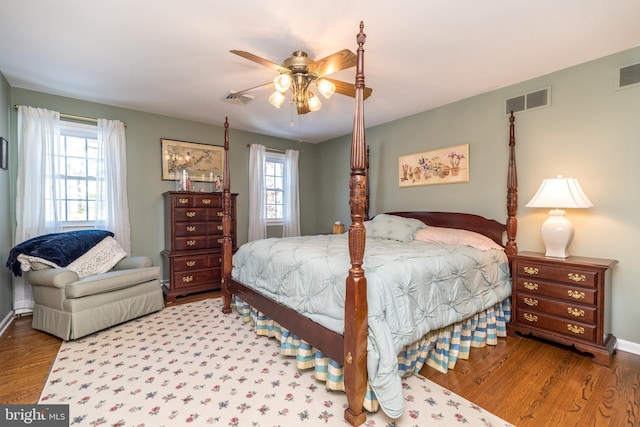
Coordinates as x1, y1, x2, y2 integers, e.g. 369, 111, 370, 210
526, 176, 593, 209
268, 91, 286, 109
526, 175, 592, 259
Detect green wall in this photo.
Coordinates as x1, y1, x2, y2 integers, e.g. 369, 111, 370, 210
317, 46, 640, 348
0, 73, 12, 324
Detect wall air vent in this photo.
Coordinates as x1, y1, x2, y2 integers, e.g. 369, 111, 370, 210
224, 93, 255, 105
504, 87, 550, 115
618, 63, 640, 89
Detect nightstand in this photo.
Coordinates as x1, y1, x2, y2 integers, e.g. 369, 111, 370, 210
507, 251, 618, 366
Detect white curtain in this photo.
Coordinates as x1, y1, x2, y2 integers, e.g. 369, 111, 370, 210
248, 144, 267, 241
14, 106, 62, 314
282, 149, 300, 237
96, 119, 131, 254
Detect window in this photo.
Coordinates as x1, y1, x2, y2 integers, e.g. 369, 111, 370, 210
47, 122, 104, 226
265, 153, 284, 223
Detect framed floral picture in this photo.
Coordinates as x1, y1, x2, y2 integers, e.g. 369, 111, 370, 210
161, 138, 224, 183
398, 144, 469, 187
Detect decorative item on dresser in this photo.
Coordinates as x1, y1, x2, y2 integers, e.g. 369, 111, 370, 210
507, 251, 618, 366
162, 191, 237, 302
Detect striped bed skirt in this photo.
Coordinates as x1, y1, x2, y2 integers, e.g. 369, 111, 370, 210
232, 297, 511, 413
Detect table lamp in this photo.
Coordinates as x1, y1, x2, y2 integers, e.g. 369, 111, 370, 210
525, 175, 593, 258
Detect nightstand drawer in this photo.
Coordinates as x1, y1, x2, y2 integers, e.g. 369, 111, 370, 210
515, 310, 596, 342
515, 293, 597, 324
514, 278, 597, 305
514, 261, 597, 288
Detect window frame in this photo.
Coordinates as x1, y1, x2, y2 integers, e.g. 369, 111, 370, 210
51, 121, 103, 228
264, 152, 285, 226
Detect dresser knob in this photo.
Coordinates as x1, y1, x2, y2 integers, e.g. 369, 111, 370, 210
568, 273, 586, 282
523, 297, 538, 306
523, 313, 538, 322
567, 307, 585, 317
186, 211, 196, 218
186, 226, 196, 232
567, 324, 585, 334
186, 261, 196, 267
523, 266, 539, 275
217, 211, 224, 217
182, 276, 193, 283
178, 198, 189, 204
217, 238, 223, 244
567, 290, 585, 299
523, 282, 539, 291
217, 225, 223, 230
186, 240, 196, 246
202, 199, 211, 204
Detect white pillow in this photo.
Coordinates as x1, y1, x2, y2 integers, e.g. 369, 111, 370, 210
367, 214, 426, 242
414, 226, 503, 251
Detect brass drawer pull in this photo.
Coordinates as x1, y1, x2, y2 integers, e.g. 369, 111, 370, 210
186, 226, 196, 232
523, 297, 538, 306
218, 258, 222, 263
523, 282, 539, 291
217, 225, 223, 230
186, 261, 196, 267
202, 199, 211, 204
182, 276, 193, 283
567, 324, 585, 334
567, 290, 585, 299
178, 198, 189, 204
523, 313, 538, 322
186, 240, 196, 246
568, 273, 586, 282
523, 266, 539, 275
217, 211, 224, 217
217, 238, 224, 244
567, 307, 585, 317
186, 211, 196, 218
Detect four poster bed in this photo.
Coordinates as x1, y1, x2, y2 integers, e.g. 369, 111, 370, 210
220, 22, 519, 426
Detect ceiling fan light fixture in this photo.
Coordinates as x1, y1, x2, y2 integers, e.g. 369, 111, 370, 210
268, 91, 286, 109
273, 73, 292, 93
307, 92, 321, 112
316, 78, 336, 99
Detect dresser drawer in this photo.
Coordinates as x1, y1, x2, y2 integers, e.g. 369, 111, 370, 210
515, 293, 597, 324
514, 260, 597, 288
172, 194, 224, 208
171, 253, 222, 272
172, 268, 221, 290
174, 221, 208, 237
515, 310, 596, 342
173, 236, 208, 251
514, 278, 597, 305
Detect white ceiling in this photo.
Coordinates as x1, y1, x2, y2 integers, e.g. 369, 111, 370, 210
1, 1, 639, 143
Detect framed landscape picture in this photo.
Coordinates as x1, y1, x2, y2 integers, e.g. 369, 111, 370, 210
398, 143, 469, 187
161, 138, 224, 183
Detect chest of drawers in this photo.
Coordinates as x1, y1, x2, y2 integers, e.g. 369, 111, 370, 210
162, 191, 237, 302
507, 251, 617, 366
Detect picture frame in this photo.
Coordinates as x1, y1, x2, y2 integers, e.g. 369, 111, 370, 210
0, 137, 8, 170
161, 138, 225, 183
398, 143, 469, 187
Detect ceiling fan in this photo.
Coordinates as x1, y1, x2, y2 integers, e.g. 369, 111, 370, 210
230, 49, 373, 114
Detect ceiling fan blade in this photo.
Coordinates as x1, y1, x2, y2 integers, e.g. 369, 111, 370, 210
310, 49, 357, 76
230, 50, 288, 73
325, 78, 373, 100
230, 81, 274, 96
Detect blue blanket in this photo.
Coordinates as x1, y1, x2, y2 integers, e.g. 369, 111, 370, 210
6, 230, 114, 277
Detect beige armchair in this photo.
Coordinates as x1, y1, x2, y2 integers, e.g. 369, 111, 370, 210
26, 256, 164, 340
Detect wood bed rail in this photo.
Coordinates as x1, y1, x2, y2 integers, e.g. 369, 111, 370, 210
343, 21, 368, 427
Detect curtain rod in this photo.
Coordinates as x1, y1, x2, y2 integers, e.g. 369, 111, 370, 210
246, 144, 286, 154
14, 105, 127, 127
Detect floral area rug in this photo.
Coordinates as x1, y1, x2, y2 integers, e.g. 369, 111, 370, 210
39, 298, 515, 426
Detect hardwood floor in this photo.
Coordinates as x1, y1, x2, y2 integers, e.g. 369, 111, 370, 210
1, 293, 638, 426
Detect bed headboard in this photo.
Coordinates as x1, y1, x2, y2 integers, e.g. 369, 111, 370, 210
385, 211, 507, 247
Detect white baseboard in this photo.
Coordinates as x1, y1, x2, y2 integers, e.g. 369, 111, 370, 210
617, 338, 640, 356
0, 311, 14, 339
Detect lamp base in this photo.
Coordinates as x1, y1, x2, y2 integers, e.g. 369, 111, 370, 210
541, 209, 574, 258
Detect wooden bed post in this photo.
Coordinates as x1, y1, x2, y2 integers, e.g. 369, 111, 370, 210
221, 117, 233, 314
344, 21, 368, 427
505, 111, 518, 256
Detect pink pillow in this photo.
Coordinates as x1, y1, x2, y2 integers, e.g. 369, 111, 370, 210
414, 226, 503, 251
